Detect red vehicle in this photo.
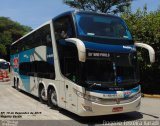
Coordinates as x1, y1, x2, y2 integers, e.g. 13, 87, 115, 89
0, 59, 10, 82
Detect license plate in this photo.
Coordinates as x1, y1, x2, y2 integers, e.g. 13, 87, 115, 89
112, 107, 123, 112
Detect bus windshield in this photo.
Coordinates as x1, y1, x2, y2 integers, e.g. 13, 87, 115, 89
75, 13, 132, 40
84, 60, 114, 84
82, 52, 139, 88
0, 62, 9, 69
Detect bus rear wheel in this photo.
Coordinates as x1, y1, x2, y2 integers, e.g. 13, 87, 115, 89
39, 86, 46, 103
48, 88, 58, 109
16, 79, 20, 91
13, 78, 16, 88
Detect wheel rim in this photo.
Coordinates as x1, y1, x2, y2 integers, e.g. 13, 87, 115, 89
41, 88, 45, 100
51, 90, 57, 106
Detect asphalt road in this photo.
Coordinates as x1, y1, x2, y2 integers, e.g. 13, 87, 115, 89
0, 82, 159, 126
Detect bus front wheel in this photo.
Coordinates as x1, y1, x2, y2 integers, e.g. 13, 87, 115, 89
48, 88, 58, 109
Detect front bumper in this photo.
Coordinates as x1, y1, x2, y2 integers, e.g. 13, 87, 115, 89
77, 96, 141, 116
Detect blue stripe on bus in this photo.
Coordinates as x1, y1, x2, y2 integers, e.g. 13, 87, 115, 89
89, 85, 140, 94
84, 41, 135, 53
58, 40, 136, 53
20, 75, 30, 92
89, 90, 117, 94
130, 85, 140, 93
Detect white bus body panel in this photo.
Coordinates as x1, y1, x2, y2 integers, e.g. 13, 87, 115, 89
77, 95, 141, 116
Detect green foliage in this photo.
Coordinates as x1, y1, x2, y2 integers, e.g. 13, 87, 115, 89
64, 0, 133, 14
121, 6, 160, 67
121, 6, 160, 94
0, 44, 7, 55
0, 17, 32, 56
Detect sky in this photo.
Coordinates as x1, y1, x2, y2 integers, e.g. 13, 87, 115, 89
0, 0, 159, 29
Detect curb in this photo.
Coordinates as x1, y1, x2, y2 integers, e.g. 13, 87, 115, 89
142, 93, 160, 99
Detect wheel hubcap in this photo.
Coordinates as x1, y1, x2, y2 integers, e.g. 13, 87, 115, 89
51, 91, 57, 105
41, 88, 45, 100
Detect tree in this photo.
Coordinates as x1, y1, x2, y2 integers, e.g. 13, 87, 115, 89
0, 17, 32, 59
0, 44, 7, 56
64, 0, 133, 14
121, 6, 160, 64
121, 7, 160, 94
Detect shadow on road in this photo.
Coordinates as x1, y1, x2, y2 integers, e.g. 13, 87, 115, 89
12, 86, 40, 101
59, 109, 143, 125
140, 112, 159, 119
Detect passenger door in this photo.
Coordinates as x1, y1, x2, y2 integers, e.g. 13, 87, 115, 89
53, 15, 77, 112
64, 58, 78, 112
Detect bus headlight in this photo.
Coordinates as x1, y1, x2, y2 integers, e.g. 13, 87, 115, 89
74, 89, 101, 102
134, 91, 141, 99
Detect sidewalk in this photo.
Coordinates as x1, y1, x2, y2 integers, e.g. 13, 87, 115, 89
142, 93, 160, 98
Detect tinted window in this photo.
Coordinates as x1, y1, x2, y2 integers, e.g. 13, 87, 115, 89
54, 16, 75, 40
0, 62, 9, 69
75, 13, 132, 40
56, 39, 80, 83
19, 61, 55, 79
17, 24, 55, 79
11, 24, 52, 54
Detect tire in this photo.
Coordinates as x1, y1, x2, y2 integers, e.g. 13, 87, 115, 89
13, 78, 16, 88
16, 79, 20, 91
39, 86, 46, 103
48, 88, 58, 109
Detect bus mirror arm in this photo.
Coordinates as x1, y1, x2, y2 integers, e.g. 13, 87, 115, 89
135, 42, 155, 63
65, 38, 86, 62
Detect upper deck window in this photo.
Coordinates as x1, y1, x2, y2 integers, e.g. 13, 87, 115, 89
75, 13, 132, 40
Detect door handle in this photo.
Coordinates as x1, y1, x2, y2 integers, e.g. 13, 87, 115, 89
66, 85, 68, 89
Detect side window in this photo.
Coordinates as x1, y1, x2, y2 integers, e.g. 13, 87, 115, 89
19, 62, 31, 75
54, 16, 74, 40
36, 61, 55, 79
54, 16, 80, 83
11, 24, 53, 55
19, 24, 55, 79
64, 58, 80, 83
17, 24, 52, 52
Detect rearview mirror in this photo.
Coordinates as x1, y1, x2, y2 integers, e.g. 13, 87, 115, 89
65, 38, 86, 62
135, 42, 155, 63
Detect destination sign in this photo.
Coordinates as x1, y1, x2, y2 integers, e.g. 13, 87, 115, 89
87, 51, 111, 58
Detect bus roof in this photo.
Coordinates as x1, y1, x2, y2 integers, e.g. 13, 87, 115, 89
52, 10, 120, 21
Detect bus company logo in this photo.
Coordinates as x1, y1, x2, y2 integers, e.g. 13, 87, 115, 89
13, 58, 19, 68
123, 46, 136, 51
124, 91, 131, 97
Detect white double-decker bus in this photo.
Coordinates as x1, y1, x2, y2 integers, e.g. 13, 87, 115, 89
10, 11, 155, 116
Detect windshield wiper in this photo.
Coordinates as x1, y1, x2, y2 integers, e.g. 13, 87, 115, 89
85, 81, 102, 88
89, 83, 97, 88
